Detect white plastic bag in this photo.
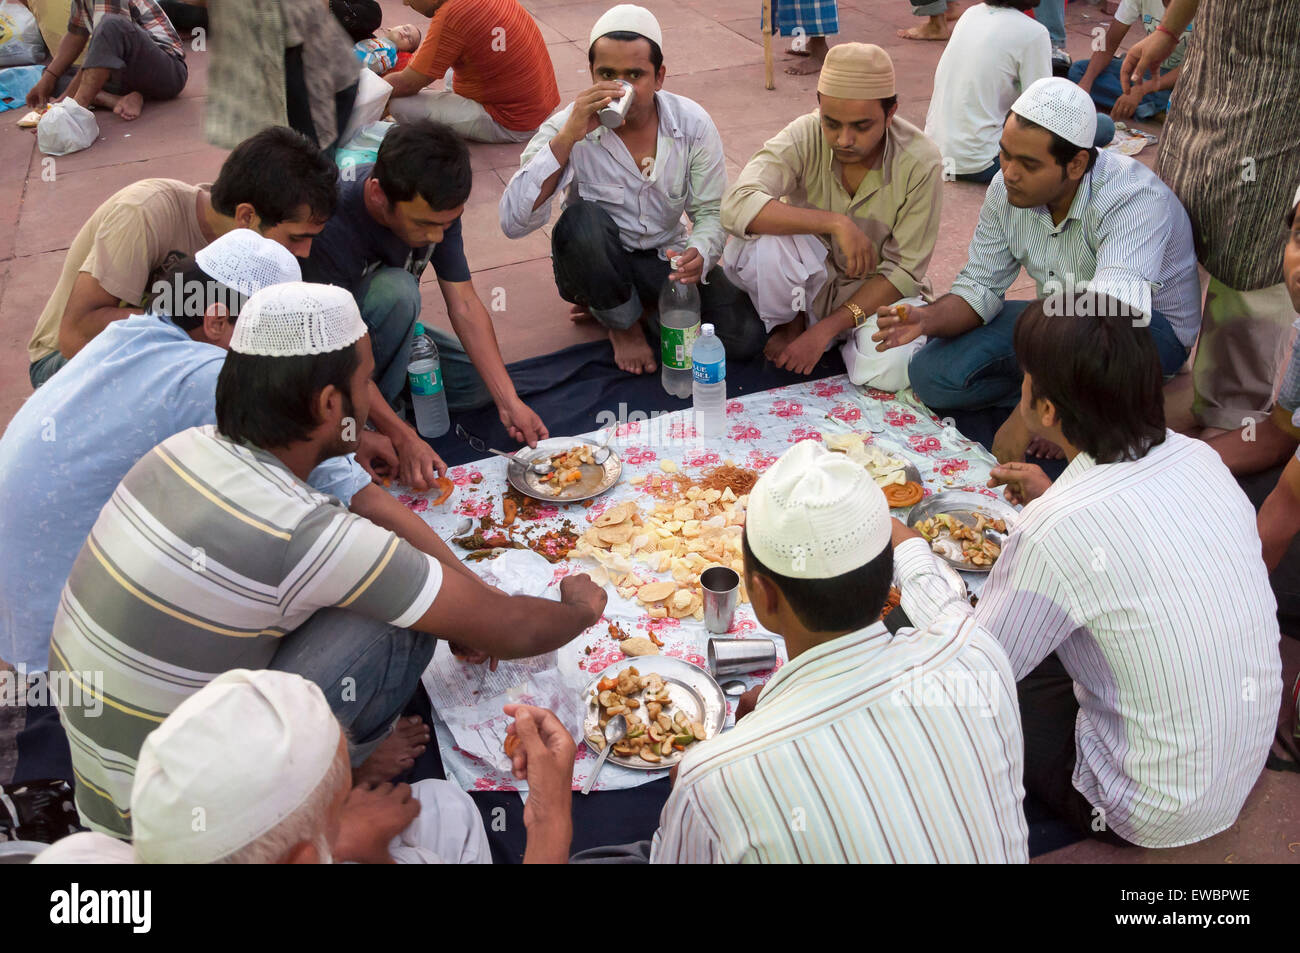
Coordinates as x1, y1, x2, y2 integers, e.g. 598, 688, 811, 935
840, 296, 927, 393
336, 67, 391, 151
0, 0, 47, 67
37, 99, 99, 156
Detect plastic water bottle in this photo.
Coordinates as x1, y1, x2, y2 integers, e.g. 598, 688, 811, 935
692, 324, 726, 438
660, 267, 699, 398
408, 322, 450, 438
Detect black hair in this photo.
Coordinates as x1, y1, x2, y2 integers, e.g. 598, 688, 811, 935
212, 127, 339, 226
329, 0, 382, 41
215, 345, 360, 448
1014, 293, 1166, 464
742, 530, 893, 633
589, 30, 664, 72
985, 0, 1037, 10
149, 261, 245, 332
1007, 111, 1098, 174
372, 120, 473, 212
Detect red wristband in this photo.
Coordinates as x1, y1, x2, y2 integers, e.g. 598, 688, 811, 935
1155, 23, 1179, 40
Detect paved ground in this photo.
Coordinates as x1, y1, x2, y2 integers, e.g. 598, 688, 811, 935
1, 0, 1296, 862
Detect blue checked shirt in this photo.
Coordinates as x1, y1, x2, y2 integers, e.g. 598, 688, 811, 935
949, 149, 1202, 347
771, 0, 839, 38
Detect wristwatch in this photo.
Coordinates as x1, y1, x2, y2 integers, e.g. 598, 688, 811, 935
844, 302, 868, 329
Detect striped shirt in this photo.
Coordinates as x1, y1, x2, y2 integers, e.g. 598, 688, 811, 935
49, 426, 443, 838
950, 149, 1201, 346
502, 91, 729, 274
896, 433, 1282, 848
650, 613, 1029, 863
68, 0, 184, 58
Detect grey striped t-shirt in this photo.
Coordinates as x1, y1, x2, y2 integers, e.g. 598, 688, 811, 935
49, 425, 442, 838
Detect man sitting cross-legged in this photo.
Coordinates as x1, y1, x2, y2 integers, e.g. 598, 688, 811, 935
35, 672, 579, 864
721, 43, 943, 377
499, 4, 765, 376
48, 281, 606, 840
873, 77, 1199, 462
894, 293, 1282, 848
646, 441, 1028, 863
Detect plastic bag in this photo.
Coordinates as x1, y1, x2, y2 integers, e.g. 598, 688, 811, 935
37, 99, 100, 156
0, 63, 42, 111
840, 296, 928, 393
335, 67, 391, 152
335, 119, 392, 174
0, 0, 48, 67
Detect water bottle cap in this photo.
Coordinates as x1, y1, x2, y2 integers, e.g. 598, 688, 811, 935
414, 322, 425, 336
701, 323, 715, 336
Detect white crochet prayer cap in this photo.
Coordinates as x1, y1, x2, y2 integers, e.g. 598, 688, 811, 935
589, 4, 662, 51
131, 670, 343, 865
747, 441, 891, 579
1011, 76, 1098, 150
231, 281, 368, 357
195, 229, 301, 300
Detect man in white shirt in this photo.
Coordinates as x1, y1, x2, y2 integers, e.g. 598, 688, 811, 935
649, 441, 1029, 863
1069, 0, 1191, 121
499, 4, 765, 375
894, 293, 1282, 848
925, 1, 1051, 183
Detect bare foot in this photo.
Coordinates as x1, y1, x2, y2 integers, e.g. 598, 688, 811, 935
609, 323, 656, 374
785, 45, 809, 57
353, 715, 430, 786
784, 36, 826, 75
113, 92, 144, 121
763, 315, 805, 362
784, 55, 825, 75
898, 18, 950, 41
1025, 436, 1065, 460
569, 303, 594, 323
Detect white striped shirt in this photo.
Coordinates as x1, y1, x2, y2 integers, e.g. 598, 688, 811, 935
950, 149, 1201, 346
896, 433, 1282, 848
649, 613, 1029, 863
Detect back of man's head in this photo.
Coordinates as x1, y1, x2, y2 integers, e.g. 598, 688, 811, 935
131, 670, 349, 864
211, 127, 339, 227
742, 441, 894, 634
1015, 293, 1167, 463
152, 229, 302, 332
373, 119, 472, 212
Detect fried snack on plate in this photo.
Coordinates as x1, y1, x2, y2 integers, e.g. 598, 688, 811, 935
883, 481, 923, 508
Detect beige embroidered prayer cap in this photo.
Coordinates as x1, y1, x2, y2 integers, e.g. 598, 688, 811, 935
816, 43, 896, 101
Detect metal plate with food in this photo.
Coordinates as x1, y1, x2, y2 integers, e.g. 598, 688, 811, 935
582, 655, 727, 771
908, 490, 1019, 573
506, 437, 622, 503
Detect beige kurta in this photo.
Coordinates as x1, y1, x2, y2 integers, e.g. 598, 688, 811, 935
721, 111, 943, 320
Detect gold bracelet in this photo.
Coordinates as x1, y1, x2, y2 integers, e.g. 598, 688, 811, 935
844, 302, 868, 328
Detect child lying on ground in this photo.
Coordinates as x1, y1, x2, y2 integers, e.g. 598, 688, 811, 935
354, 24, 423, 76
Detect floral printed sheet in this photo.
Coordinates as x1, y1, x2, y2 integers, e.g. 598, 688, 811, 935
389, 375, 1005, 793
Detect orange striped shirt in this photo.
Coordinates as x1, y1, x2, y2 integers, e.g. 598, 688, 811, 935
409, 0, 560, 133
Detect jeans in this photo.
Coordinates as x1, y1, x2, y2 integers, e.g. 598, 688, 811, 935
550, 201, 768, 362
908, 299, 1189, 412
28, 351, 68, 389
955, 115, 1117, 183
1033, 0, 1066, 49
269, 608, 435, 766
1068, 58, 1172, 119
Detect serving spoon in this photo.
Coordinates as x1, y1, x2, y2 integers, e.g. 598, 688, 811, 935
581, 714, 627, 795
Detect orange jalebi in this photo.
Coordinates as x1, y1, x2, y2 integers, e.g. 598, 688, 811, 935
883, 481, 924, 508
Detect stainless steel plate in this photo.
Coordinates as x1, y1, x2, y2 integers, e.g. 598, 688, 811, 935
908, 490, 1020, 574
582, 655, 727, 771
505, 437, 622, 503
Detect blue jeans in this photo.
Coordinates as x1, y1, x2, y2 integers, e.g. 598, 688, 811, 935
956, 115, 1117, 183
269, 608, 435, 766
1068, 58, 1173, 119
908, 299, 1189, 412
29, 350, 69, 388
1034, 0, 1066, 49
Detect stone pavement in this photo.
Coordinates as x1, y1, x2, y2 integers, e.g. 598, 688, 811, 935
0, 0, 1295, 863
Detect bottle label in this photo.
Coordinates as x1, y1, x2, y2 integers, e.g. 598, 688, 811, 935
409, 365, 444, 396
693, 357, 725, 385
661, 323, 699, 370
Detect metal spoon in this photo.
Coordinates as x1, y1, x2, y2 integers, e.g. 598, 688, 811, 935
440, 517, 473, 544
581, 714, 627, 795
455, 424, 552, 475
721, 679, 748, 696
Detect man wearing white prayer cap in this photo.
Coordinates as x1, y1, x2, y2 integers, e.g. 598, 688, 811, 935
47, 281, 608, 841
644, 442, 1029, 863
719, 43, 943, 385
875, 74, 1201, 464
499, 4, 767, 376
35, 671, 582, 863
